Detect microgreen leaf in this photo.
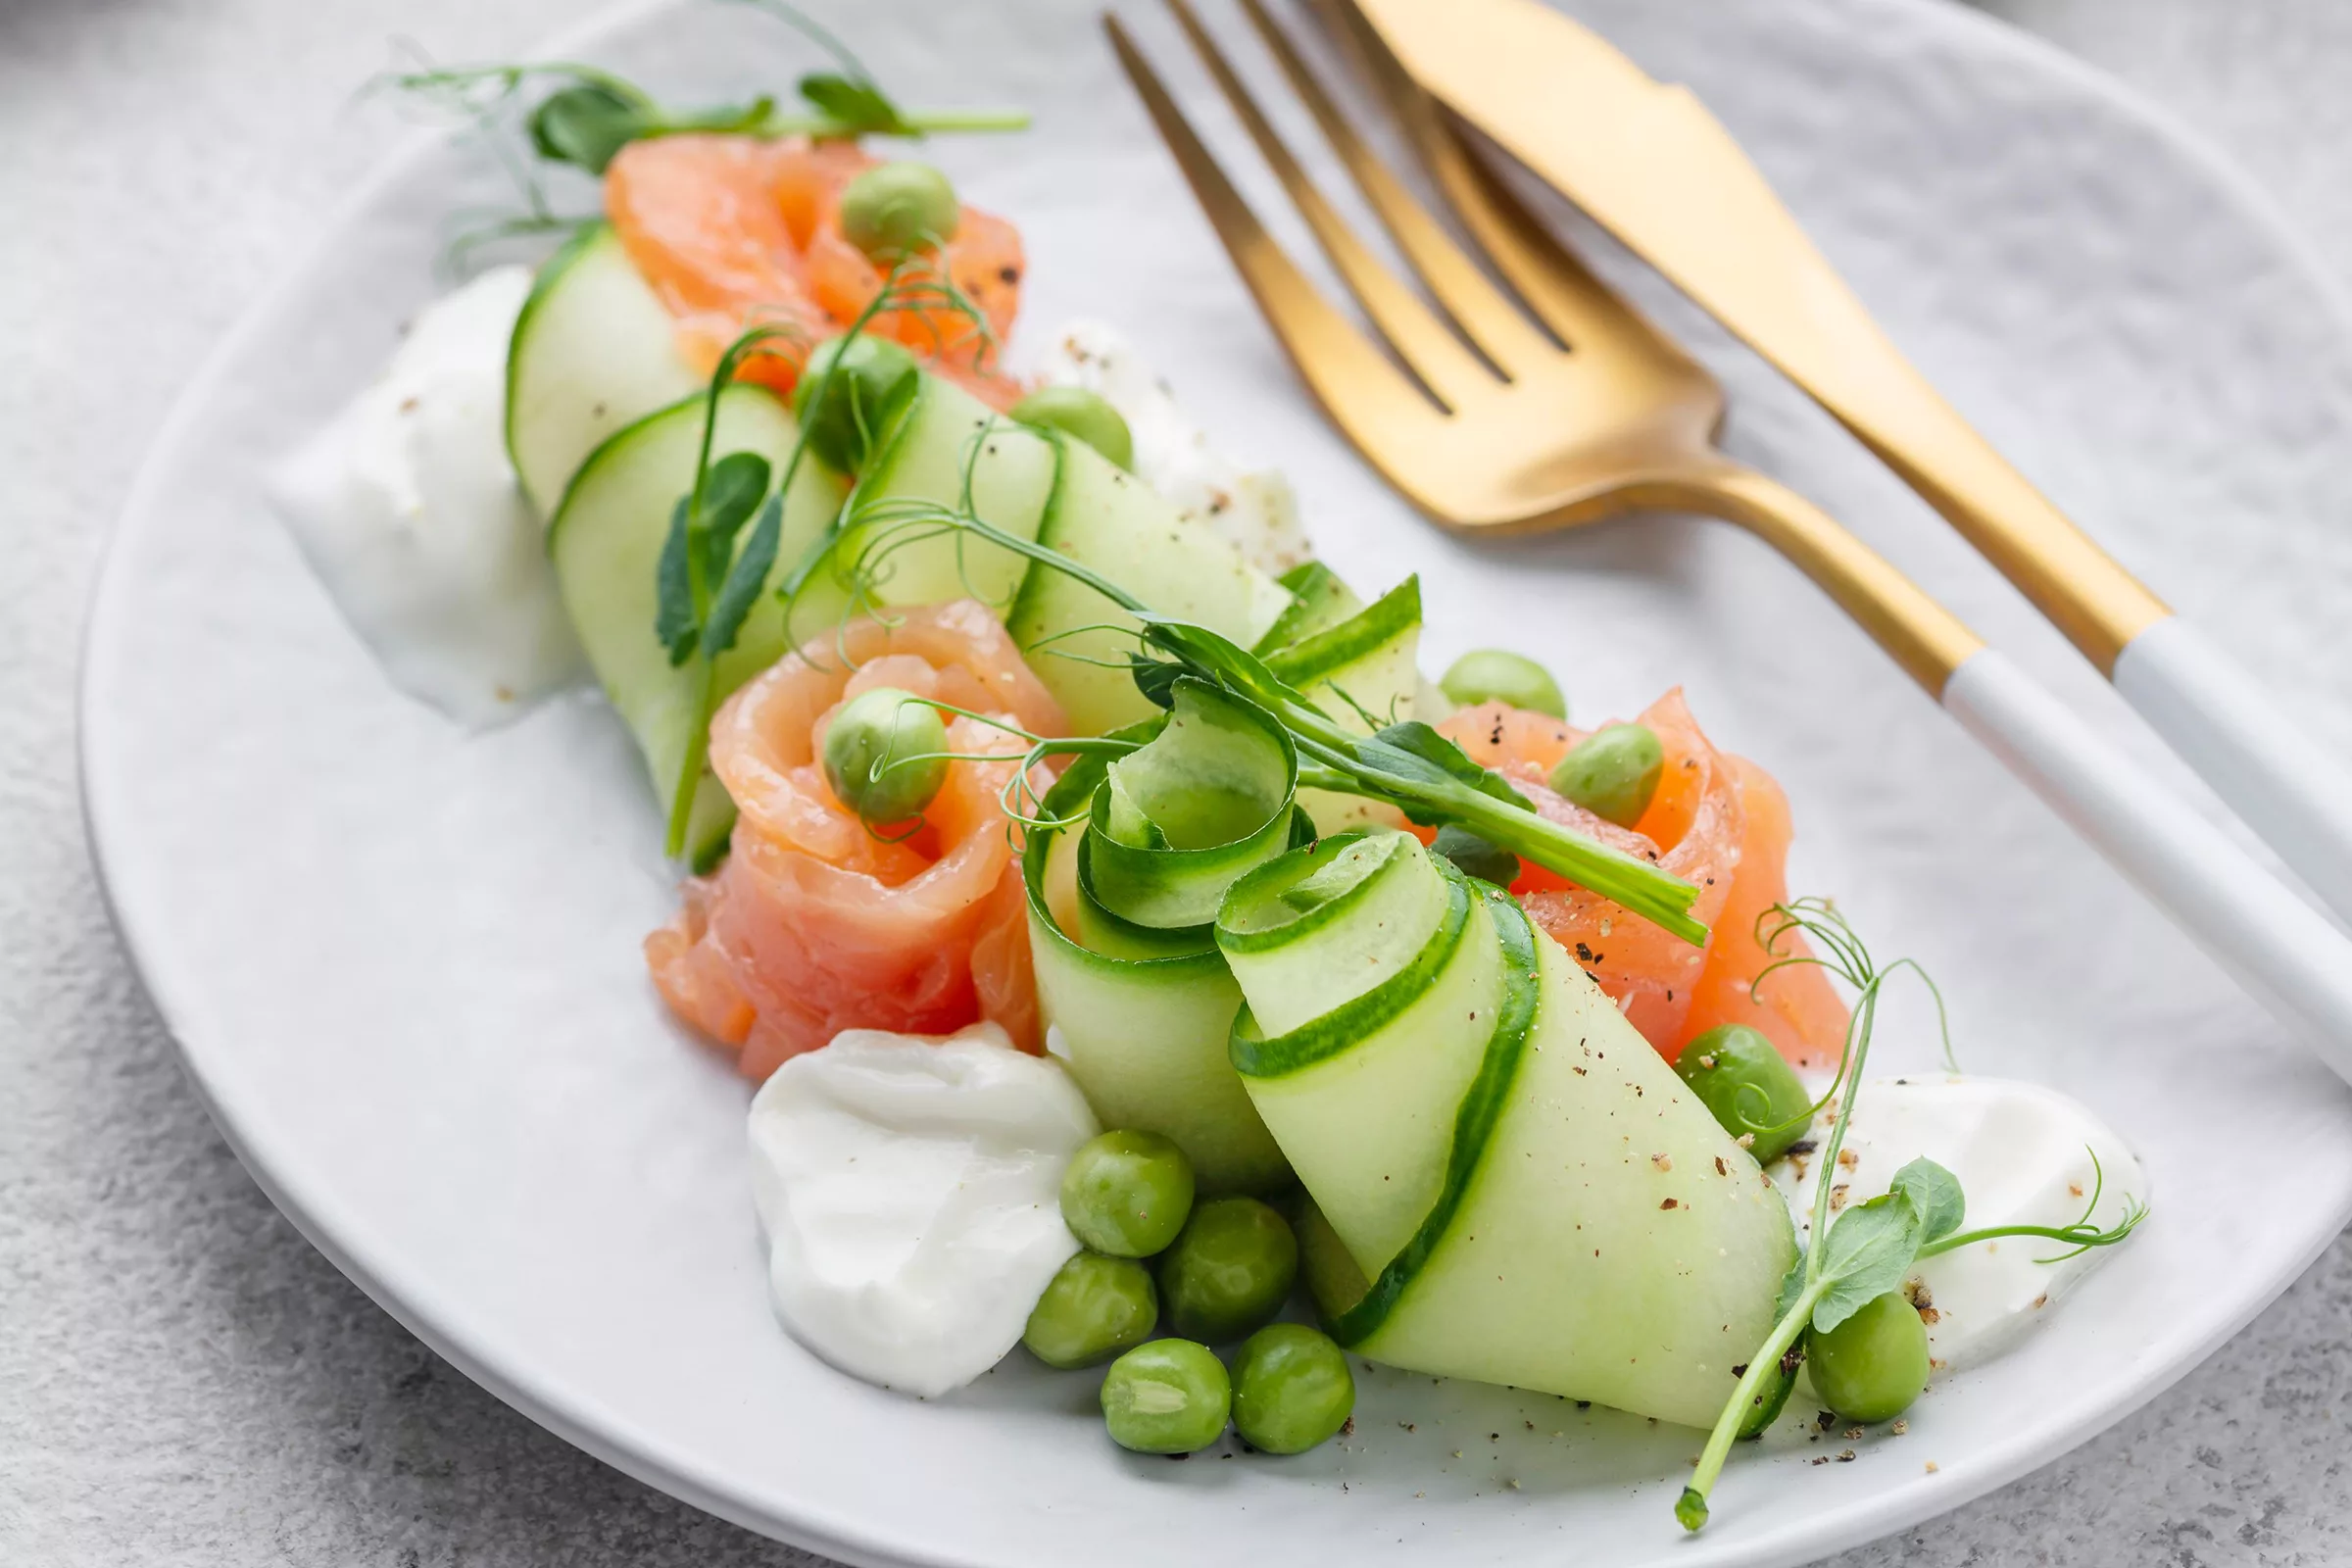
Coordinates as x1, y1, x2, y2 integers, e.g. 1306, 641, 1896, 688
526, 79, 658, 173
1889, 1157, 1965, 1247
1682, 910, 2004, 1533
1364, 720, 1530, 815
695, 452, 773, 573
656, 498, 699, 666
1809, 1190, 1929, 1334
797, 72, 911, 135
825, 501, 1707, 938
1129, 653, 1186, 710
702, 495, 783, 661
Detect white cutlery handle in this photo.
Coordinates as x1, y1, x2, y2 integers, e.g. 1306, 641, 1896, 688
2113, 614, 2352, 923
1943, 648, 2352, 1070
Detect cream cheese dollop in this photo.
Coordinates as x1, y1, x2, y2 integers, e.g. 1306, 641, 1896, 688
747, 1023, 1100, 1397
268, 265, 582, 728
1772, 1074, 2147, 1373
1031, 319, 1312, 575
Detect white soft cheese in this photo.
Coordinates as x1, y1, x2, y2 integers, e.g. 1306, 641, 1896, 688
747, 1023, 1101, 1397
1771, 1075, 2147, 1373
268, 265, 582, 728
1031, 319, 1313, 575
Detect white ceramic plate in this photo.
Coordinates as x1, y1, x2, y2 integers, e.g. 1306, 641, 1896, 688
81, 0, 2352, 1563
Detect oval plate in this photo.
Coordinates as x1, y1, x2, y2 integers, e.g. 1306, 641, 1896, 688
80, 0, 2352, 1563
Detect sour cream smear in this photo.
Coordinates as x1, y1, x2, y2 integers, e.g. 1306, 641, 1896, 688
1771, 1074, 2147, 1373
747, 1023, 1100, 1397
269, 266, 582, 728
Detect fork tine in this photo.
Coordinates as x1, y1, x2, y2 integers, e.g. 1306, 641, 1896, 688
1156, 0, 1495, 413
1104, 15, 1444, 458
1232, 0, 1558, 380
1319, 0, 1647, 355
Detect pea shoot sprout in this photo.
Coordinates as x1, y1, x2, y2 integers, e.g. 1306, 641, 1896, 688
819, 495, 1710, 941
373, 0, 1028, 272
1676, 903, 2146, 1534
654, 260, 1003, 858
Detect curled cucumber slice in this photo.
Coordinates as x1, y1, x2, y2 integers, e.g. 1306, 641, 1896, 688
1215, 832, 1798, 1428
1024, 692, 1311, 1194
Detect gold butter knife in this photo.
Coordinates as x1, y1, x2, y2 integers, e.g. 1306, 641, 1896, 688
1350, 0, 2352, 928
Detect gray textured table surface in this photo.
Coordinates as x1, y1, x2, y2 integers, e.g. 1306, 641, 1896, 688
6, 1, 2350, 1563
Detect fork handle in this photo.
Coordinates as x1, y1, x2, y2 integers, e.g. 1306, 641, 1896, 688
2111, 615, 2352, 925
1944, 647, 2352, 1063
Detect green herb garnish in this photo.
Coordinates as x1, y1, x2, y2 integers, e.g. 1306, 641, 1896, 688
819, 502, 1708, 941
377, 0, 1027, 271
1675, 902, 2145, 1534
382, 0, 1026, 175
656, 260, 1002, 858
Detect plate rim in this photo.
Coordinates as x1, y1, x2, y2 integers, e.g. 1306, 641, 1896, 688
75, 1, 2352, 1563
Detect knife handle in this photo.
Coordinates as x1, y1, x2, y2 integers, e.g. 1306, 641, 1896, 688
1943, 647, 2352, 1064
2112, 614, 2352, 925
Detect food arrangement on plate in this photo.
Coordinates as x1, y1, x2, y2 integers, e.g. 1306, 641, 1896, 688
266, 2, 2148, 1537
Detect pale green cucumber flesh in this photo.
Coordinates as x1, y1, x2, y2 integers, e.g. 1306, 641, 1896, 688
507, 223, 704, 517
1238, 882, 1502, 1277
1072, 838, 1218, 960
1228, 872, 1476, 1079
1270, 576, 1424, 735
548, 386, 846, 865
1022, 754, 1291, 1193
1218, 832, 1449, 1034
1266, 575, 1421, 686
1252, 560, 1361, 654
1005, 432, 1294, 736
1322, 886, 1540, 1343
1221, 831, 1794, 1426
1083, 680, 1300, 930
1342, 931, 1796, 1427
827, 375, 1060, 612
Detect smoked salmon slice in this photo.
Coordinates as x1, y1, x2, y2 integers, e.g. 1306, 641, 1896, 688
1681, 758, 1852, 1070
1437, 691, 1849, 1066
606, 133, 1027, 411
645, 601, 1064, 1080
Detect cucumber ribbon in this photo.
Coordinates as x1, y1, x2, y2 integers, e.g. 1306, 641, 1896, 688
860, 505, 1709, 945
1214, 830, 1797, 1429
1024, 679, 1311, 1193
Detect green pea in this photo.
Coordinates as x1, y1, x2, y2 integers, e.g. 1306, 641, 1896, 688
1439, 649, 1566, 719
1011, 385, 1134, 470
1674, 1023, 1813, 1164
1023, 1251, 1157, 1369
1548, 721, 1663, 827
820, 686, 949, 824
1230, 1324, 1355, 1454
1807, 1290, 1931, 1424
838, 160, 961, 260
1156, 1196, 1298, 1342
792, 333, 920, 474
1060, 1130, 1196, 1257
1101, 1338, 1231, 1454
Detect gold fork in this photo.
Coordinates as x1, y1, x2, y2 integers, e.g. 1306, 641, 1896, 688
1104, 0, 2352, 1061
1346, 0, 2352, 934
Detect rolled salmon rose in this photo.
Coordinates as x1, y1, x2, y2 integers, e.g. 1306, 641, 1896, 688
646, 601, 1063, 1080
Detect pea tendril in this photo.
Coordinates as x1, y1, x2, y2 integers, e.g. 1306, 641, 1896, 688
815, 500, 1710, 941
1676, 904, 2146, 1534
1922, 1147, 2149, 1264
373, 0, 1028, 271
658, 259, 999, 858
